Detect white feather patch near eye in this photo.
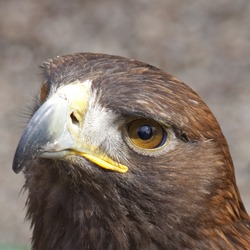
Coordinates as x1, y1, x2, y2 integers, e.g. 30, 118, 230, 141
80, 89, 122, 149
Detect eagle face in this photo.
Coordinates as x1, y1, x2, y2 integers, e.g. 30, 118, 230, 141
13, 53, 250, 249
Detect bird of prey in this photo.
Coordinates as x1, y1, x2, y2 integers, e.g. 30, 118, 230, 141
13, 53, 250, 250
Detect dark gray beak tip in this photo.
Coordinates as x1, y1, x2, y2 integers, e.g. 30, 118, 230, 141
12, 93, 71, 174
12, 127, 40, 174
12, 164, 22, 174
12, 144, 28, 174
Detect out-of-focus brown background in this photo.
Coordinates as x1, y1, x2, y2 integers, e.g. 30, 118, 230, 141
0, 0, 249, 248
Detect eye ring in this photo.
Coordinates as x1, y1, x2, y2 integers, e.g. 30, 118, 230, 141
124, 118, 169, 151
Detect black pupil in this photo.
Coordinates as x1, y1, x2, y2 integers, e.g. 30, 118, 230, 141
137, 125, 153, 140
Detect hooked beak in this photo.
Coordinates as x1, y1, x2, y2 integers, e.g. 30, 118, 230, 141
12, 82, 128, 174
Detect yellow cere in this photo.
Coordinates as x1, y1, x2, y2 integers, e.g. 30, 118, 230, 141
56, 80, 92, 144
56, 80, 91, 116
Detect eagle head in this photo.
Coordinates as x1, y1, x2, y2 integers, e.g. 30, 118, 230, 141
13, 53, 250, 249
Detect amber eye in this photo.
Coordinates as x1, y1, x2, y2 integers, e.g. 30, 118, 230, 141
126, 119, 168, 149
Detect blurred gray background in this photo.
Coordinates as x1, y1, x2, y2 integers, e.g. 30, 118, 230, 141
0, 0, 249, 248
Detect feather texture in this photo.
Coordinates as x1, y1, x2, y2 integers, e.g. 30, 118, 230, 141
13, 53, 250, 249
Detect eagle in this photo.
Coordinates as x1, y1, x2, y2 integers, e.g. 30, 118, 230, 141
13, 53, 250, 249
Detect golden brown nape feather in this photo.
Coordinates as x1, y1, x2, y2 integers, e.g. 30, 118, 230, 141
13, 53, 250, 250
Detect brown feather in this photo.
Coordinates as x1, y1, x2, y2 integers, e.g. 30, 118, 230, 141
13, 53, 250, 249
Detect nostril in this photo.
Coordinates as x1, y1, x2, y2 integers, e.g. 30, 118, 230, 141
70, 112, 80, 126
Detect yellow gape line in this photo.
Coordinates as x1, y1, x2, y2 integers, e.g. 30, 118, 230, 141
79, 152, 128, 173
